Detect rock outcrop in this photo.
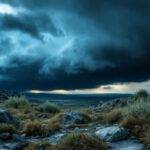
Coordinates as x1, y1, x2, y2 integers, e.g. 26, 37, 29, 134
95, 125, 129, 142
0, 108, 19, 125
0, 90, 20, 101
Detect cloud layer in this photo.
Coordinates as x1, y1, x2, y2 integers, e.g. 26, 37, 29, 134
0, 0, 150, 91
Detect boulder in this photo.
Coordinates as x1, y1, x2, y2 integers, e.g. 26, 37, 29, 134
95, 125, 129, 142
0, 108, 19, 125
0, 142, 28, 150
110, 139, 144, 150
63, 112, 86, 125
48, 132, 65, 145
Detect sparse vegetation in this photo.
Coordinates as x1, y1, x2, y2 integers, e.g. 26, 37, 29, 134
5, 96, 30, 109
134, 89, 149, 101
47, 113, 63, 132
23, 140, 52, 150
0, 123, 16, 133
105, 109, 123, 124
23, 121, 49, 136
124, 98, 150, 119
41, 101, 60, 113
0, 90, 149, 149
55, 133, 107, 150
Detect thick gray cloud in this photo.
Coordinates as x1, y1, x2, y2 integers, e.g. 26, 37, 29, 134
0, 0, 149, 91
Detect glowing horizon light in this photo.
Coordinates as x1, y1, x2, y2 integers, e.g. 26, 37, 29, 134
0, 3, 17, 14
28, 80, 150, 95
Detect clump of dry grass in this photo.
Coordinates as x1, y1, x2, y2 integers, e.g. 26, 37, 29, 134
105, 109, 123, 124
47, 114, 63, 133
55, 133, 107, 150
141, 128, 150, 150
81, 112, 91, 123
23, 121, 49, 137
23, 140, 52, 150
0, 123, 16, 133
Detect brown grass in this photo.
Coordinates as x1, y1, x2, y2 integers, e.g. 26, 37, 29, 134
23, 121, 49, 136
23, 140, 52, 150
0, 123, 16, 133
141, 128, 150, 150
47, 114, 63, 133
55, 133, 107, 150
105, 109, 123, 124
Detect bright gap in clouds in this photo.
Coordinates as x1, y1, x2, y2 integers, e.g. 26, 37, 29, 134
0, 3, 16, 14
29, 80, 150, 94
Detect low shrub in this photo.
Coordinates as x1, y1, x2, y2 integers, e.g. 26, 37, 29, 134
134, 89, 149, 101
5, 96, 30, 109
55, 133, 107, 150
124, 98, 150, 119
41, 101, 60, 113
0, 123, 16, 133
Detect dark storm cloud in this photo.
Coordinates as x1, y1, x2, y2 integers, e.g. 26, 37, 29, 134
0, 0, 150, 90
0, 12, 63, 39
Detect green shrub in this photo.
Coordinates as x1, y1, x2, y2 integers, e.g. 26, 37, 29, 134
124, 97, 150, 119
5, 96, 30, 109
55, 133, 107, 150
134, 89, 149, 101
41, 101, 60, 113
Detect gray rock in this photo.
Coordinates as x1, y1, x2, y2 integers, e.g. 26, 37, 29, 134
48, 132, 65, 145
95, 125, 129, 142
110, 139, 144, 150
63, 112, 85, 125
0, 108, 19, 125
0, 133, 12, 141
0, 142, 27, 150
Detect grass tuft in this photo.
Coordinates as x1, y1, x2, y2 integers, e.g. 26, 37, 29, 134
0, 123, 16, 133
23, 121, 49, 137
55, 133, 107, 150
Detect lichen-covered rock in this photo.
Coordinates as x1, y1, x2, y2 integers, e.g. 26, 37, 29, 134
0, 108, 19, 125
95, 125, 129, 142
110, 139, 144, 150
63, 112, 86, 125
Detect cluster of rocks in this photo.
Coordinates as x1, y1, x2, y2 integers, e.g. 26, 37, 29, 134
0, 108, 19, 125
91, 98, 131, 112
0, 108, 143, 150
0, 90, 20, 101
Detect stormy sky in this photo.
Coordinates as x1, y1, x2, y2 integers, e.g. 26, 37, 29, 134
0, 0, 150, 93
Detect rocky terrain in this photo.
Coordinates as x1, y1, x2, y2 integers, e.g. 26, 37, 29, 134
0, 90, 149, 150
0, 90, 20, 101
